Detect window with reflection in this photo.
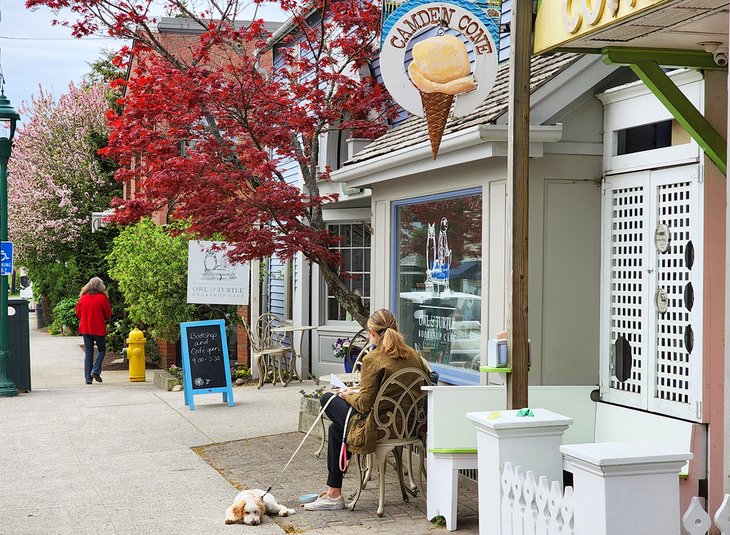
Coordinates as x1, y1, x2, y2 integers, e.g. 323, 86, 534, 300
326, 223, 371, 321
394, 189, 482, 382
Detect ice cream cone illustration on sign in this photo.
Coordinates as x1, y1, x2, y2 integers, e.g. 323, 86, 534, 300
380, 0, 499, 159
408, 33, 477, 159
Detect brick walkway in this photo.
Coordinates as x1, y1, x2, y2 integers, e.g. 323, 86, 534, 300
197, 432, 480, 534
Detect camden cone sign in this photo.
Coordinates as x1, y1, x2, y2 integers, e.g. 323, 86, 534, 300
380, 0, 500, 158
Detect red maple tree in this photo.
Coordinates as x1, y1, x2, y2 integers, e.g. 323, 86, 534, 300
27, 0, 395, 326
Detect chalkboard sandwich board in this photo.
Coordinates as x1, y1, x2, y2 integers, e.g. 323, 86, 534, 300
180, 319, 234, 410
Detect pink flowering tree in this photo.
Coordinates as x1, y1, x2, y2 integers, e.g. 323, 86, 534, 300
8, 81, 121, 313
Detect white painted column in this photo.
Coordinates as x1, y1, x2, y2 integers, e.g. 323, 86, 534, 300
466, 408, 573, 535
561, 441, 692, 535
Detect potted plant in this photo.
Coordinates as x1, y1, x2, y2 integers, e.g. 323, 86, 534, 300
332, 337, 361, 372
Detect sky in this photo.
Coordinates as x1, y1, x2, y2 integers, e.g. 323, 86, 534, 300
1, 2, 287, 121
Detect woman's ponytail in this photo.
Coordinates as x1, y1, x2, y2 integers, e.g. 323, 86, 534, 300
367, 309, 418, 360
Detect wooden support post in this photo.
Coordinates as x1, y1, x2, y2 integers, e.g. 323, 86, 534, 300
505, 0, 531, 410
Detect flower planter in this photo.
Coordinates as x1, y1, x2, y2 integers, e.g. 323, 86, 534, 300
153, 369, 179, 391
298, 396, 328, 438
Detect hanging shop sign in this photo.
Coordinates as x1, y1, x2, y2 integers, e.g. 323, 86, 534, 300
380, 0, 499, 159
381, 0, 502, 40
187, 241, 249, 305
534, 0, 670, 53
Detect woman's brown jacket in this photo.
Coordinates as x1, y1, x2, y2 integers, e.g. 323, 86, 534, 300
344, 347, 430, 455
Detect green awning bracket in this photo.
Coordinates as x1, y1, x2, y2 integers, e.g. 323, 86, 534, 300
602, 47, 727, 176
602, 47, 726, 71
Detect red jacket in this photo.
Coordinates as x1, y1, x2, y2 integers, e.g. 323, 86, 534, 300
75, 293, 112, 336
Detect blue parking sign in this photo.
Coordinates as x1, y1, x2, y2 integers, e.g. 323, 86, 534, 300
1, 241, 12, 276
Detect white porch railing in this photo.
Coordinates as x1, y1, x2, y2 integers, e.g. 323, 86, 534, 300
682, 496, 730, 535
501, 462, 574, 535
501, 462, 730, 535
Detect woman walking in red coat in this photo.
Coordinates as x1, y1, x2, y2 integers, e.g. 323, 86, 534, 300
75, 277, 112, 385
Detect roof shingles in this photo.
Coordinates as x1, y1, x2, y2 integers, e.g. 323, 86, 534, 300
345, 52, 580, 165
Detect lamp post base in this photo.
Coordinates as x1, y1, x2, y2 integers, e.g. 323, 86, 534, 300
0, 384, 19, 397
0, 350, 19, 397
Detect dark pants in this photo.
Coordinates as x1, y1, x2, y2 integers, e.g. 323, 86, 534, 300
83, 334, 106, 382
320, 392, 353, 489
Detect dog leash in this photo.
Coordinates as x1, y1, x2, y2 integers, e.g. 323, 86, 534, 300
261, 392, 339, 499
339, 407, 354, 473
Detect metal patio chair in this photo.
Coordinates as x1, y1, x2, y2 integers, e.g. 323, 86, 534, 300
347, 366, 430, 517
241, 313, 291, 388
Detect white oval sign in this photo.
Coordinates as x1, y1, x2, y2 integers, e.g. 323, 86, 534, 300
380, 1, 498, 118
655, 223, 670, 253
655, 287, 669, 315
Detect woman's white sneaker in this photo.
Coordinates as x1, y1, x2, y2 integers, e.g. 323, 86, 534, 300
303, 492, 345, 511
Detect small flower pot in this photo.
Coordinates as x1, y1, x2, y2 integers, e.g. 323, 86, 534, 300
343, 346, 362, 373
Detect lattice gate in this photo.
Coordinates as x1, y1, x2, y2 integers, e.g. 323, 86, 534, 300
600, 165, 703, 422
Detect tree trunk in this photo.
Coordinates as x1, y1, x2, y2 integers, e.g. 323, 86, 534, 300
317, 260, 370, 328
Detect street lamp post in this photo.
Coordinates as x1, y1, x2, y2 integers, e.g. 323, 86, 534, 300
0, 87, 20, 397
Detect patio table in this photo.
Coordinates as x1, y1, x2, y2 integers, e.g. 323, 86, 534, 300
318, 372, 360, 387
270, 324, 315, 385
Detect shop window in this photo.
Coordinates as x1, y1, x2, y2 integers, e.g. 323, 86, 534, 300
616, 120, 690, 156
393, 189, 482, 385
326, 223, 371, 321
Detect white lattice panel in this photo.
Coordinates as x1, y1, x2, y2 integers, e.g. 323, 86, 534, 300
654, 182, 692, 405
501, 462, 575, 535
608, 185, 645, 396
649, 166, 703, 421
601, 165, 703, 422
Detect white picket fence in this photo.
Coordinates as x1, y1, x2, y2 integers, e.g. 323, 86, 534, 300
501, 462, 730, 535
682, 496, 730, 534
501, 462, 574, 535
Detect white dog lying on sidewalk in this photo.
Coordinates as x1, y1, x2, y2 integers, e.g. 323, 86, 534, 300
224, 488, 296, 526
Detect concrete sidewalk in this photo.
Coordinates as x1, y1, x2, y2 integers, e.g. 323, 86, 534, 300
1, 319, 480, 534
0, 317, 302, 534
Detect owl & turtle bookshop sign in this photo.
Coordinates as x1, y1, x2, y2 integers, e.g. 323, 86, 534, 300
180, 319, 234, 410
380, 0, 499, 159
187, 240, 249, 305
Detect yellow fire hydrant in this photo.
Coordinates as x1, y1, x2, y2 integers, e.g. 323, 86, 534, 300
126, 328, 146, 382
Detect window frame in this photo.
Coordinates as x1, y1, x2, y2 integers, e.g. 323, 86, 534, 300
324, 221, 372, 323
391, 187, 483, 386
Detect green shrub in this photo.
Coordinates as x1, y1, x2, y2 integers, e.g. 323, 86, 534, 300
24, 226, 124, 323
107, 219, 194, 342
231, 367, 252, 381
145, 337, 160, 363
50, 297, 80, 335
106, 317, 135, 353
107, 218, 242, 343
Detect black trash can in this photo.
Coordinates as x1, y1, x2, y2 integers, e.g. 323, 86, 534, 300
35, 301, 44, 329
8, 298, 31, 392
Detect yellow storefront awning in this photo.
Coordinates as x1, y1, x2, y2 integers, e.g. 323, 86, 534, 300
534, 0, 672, 54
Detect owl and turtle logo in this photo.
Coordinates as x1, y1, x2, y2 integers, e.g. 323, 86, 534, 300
202, 250, 237, 281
